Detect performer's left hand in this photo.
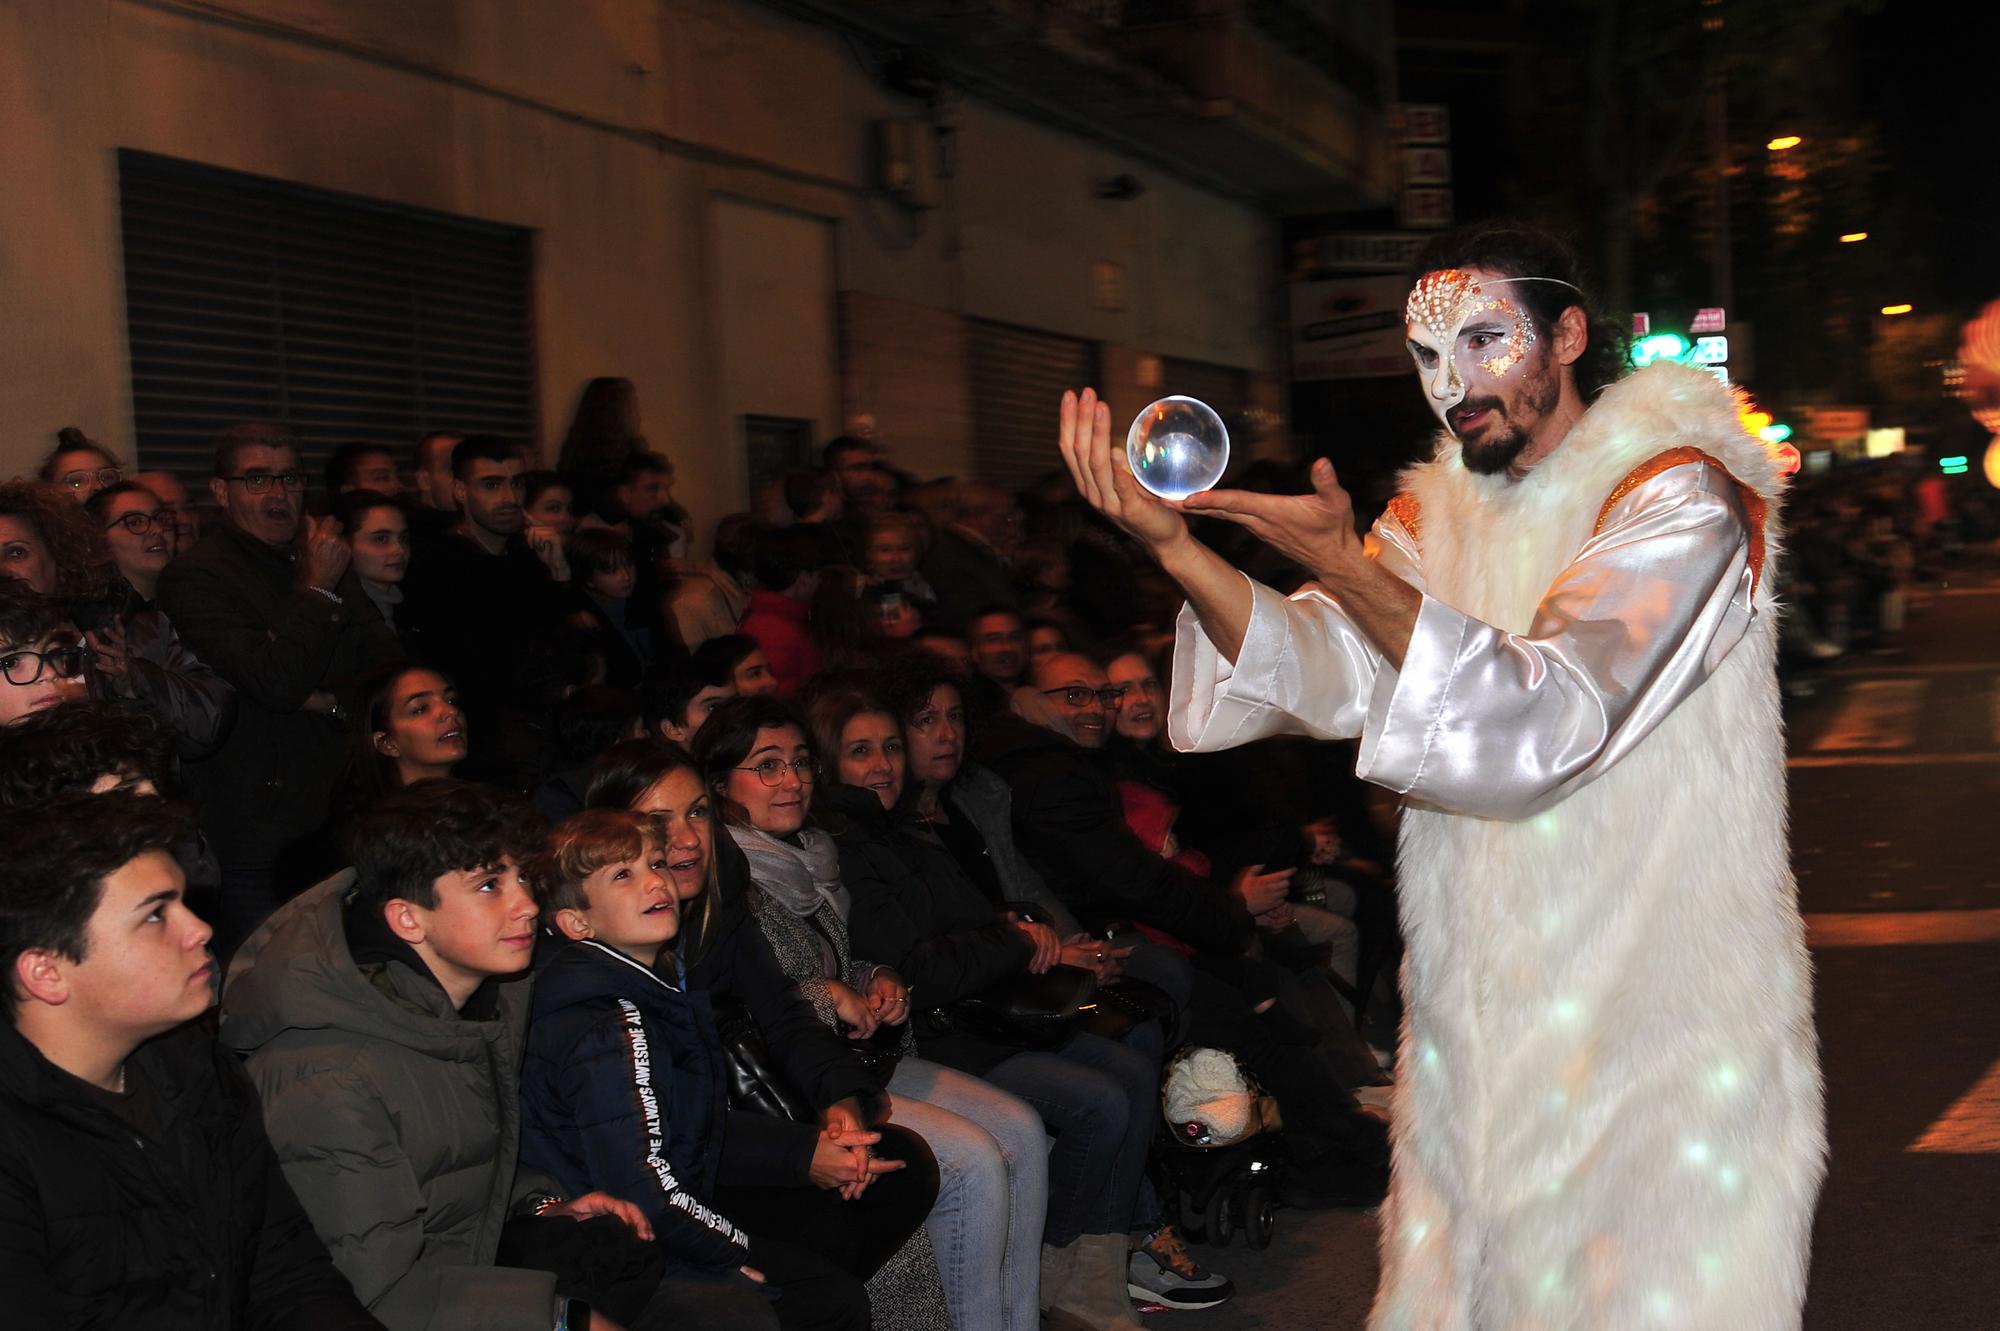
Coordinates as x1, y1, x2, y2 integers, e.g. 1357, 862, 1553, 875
1182, 458, 1366, 586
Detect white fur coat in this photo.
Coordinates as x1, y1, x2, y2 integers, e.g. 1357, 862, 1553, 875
1169, 363, 1826, 1330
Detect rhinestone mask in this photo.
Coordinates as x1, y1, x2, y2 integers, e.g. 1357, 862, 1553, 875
1405, 270, 1575, 427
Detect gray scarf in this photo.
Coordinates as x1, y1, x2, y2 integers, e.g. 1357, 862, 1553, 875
729, 824, 850, 923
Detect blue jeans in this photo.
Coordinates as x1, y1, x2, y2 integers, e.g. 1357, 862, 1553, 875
985, 1031, 1157, 1246
887, 1057, 1048, 1331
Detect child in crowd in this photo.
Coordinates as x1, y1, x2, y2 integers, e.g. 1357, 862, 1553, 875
521, 808, 873, 1330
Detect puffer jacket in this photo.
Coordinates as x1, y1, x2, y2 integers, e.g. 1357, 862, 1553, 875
0, 1014, 380, 1331
219, 873, 561, 1331
520, 940, 749, 1272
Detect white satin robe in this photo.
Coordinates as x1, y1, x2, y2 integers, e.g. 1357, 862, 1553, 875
1167, 362, 1825, 1331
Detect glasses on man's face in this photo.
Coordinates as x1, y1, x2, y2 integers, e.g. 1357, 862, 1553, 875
105, 511, 165, 536
1042, 685, 1123, 710
0, 642, 88, 686
225, 471, 308, 494
735, 755, 819, 787
60, 467, 123, 491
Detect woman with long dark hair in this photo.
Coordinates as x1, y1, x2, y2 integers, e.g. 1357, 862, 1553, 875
584, 739, 952, 1331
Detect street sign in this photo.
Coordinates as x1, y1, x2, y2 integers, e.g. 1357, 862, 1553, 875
1293, 232, 1429, 275
1401, 147, 1451, 185
1803, 406, 1870, 441
1691, 335, 1729, 365
1692, 307, 1727, 334
1400, 187, 1453, 230
1396, 104, 1450, 144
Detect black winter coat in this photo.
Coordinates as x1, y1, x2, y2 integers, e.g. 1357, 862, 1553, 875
974, 713, 1254, 954
825, 783, 1037, 1074
0, 1015, 380, 1331
521, 941, 751, 1272
156, 523, 399, 868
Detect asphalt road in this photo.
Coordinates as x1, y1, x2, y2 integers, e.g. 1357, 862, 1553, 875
1174, 560, 2000, 1329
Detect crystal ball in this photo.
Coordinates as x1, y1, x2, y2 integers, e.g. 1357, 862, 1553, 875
1126, 396, 1229, 500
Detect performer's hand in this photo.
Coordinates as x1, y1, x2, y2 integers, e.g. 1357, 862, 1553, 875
1058, 388, 1190, 557
1182, 458, 1366, 584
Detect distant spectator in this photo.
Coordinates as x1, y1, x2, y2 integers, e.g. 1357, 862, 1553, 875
329, 490, 419, 653
1023, 616, 1070, 675
406, 431, 461, 540
39, 427, 122, 502
557, 376, 645, 497
0, 583, 86, 725
921, 482, 1021, 629
531, 684, 642, 821
739, 527, 829, 697
87, 481, 176, 602
325, 442, 402, 498
0, 699, 173, 807
7, 481, 233, 757
156, 422, 398, 948
860, 512, 936, 640
670, 512, 756, 653
523, 470, 576, 538
135, 470, 199, 554
0, 791, 384, 1330
640, 657, 737, 747
695, 632, 778, 697
566, 527, 652, 686
965, 606, 1027, 717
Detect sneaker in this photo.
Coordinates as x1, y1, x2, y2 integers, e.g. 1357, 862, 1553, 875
1127, 1224, 1235, 1309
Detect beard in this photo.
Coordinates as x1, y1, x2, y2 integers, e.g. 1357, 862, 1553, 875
1452, 356, 1560, 476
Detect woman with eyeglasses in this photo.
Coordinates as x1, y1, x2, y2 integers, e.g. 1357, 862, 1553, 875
0, 480, 232, 756
583, 737, 950, 1331
38, 427, 123, 503
695, 693, 1035, 1331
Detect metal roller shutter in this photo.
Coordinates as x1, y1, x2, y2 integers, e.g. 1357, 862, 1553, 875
967, 319, 1100, 492
117, 149, 538, 482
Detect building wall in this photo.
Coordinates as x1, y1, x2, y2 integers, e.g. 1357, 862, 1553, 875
0, 0, 1281, 538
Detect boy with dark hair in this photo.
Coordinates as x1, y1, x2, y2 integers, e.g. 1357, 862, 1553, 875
221, 780, 676, 1331
638, 658, 736, 746
693, 632, 777, 698
0, 790, 381, 1328
327, 442, 403, 498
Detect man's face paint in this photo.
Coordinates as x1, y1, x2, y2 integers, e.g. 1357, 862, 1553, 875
1404, 269, 1556, 430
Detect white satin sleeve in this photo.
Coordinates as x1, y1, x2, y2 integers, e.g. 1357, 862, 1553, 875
1354, 461, 1758, 820
1167, 514, 1425, 751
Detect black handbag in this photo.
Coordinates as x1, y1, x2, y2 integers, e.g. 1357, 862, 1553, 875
941, 964, 1097, 1050
710, 996, 816, 1123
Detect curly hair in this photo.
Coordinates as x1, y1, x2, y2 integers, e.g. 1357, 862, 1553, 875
0, 701, 174, 808
0, 481, 116, 602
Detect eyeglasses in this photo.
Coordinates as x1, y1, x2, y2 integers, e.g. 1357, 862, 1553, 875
60, 467, 122, 491
734, 755, 819, 786
1042, 686, 1123, 709
0, 642, 89, 686
105, 511, 165, 536
224, 471, 308, 494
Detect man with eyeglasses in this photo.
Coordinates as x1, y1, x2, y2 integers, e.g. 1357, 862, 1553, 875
156, 422, 399, 953
0, 583, 88, 726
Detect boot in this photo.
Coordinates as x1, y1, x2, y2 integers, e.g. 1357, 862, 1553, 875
1039, 1241, 1077, 1314
1044, 1233, 1141, 1331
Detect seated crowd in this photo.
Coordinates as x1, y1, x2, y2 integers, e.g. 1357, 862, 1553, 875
0, 384, 1407, 1330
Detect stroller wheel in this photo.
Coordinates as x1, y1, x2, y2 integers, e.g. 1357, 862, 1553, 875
1205, 1188, 1235, 1247
1245, 1185, 1276, 1249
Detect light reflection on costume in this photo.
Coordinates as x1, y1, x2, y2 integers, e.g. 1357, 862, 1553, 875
1167, 354, 1826, 1329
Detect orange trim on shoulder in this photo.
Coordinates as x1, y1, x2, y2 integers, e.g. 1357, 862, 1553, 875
1385, 493, 1422, 543
1595, 447, 1767, 593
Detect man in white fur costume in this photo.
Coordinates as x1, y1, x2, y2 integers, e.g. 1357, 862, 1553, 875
1057, 221, 1824, 1331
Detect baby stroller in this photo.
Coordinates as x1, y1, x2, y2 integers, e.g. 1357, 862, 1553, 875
1149, 1047, 1286, 1250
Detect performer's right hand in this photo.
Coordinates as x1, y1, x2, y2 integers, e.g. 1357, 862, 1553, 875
1058, 388, 1189, 557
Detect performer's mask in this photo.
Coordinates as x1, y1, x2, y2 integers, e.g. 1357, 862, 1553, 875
1404, 270, 1575, 429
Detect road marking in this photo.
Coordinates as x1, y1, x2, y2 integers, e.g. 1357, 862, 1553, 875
1805, 909, 2000, 947
1909, 1058, 2000, 1154
1788, 751, 2000, 769
1809, 679, 1927, 751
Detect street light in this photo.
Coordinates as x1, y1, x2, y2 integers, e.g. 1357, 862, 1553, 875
1766, 135, 1803, 151
1839, 232, 1869, 243
1881, 304, 1914, 316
